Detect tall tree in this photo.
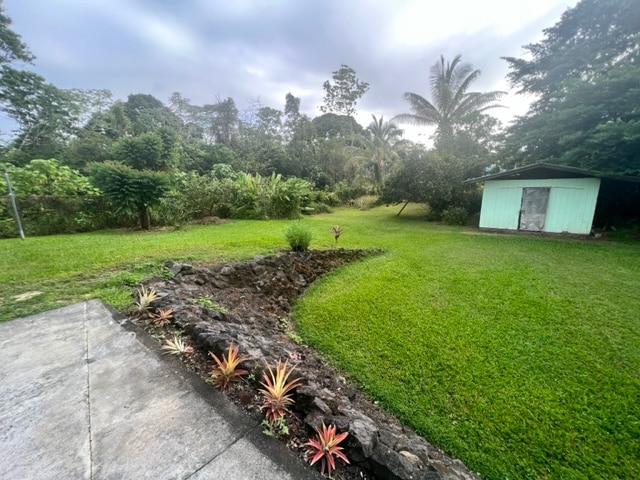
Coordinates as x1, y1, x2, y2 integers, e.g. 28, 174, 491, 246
283, 92, 304, 143
168, 91, 203, 142
501, 0, 640, 175
197, 96, 239, 146
394, 55, 504, 143
0, 1, 33, 65
112, 128, 178, 171
68, 88, 113, 130
283, 94, 321, 181
284, 92, 301, 123
123, 93, 182, 135
255, 106, 283, 141
347, 115, 404, 192
89, 161, 169, 230
0, 66, 78, 162
320, 65, 369, 140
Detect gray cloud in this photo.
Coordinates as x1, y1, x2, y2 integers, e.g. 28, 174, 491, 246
2, 0, 578, 138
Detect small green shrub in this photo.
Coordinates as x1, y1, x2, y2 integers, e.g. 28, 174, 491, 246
192, 296, 227, 312
312, 189, 340, 207
261, 417, 289, 438
354, 195, 379, 210
284, 221, 313, 252
441, 206, 469, 225
302, 202, 332, 215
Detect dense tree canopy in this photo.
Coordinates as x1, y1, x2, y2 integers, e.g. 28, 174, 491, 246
112, 128, 179, 171
501, 0, 640, 175
313, 113, 363, 139
0, 1, 32, 65
1, 158, 98, 195
0, 67, 79, 162
124, 93, 182, 135
381, 145, 482, 218
1, 0, 637, 236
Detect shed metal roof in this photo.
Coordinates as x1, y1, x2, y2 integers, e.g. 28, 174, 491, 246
465, 163, 640, 184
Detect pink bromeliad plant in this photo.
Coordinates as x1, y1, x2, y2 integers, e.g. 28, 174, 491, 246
305, 422, 350, 477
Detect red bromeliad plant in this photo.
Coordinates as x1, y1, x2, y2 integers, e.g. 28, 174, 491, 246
150, 308, 174, 327
259, 359, 302, 423
209, 342, 249, 390
305, 422, 350, 477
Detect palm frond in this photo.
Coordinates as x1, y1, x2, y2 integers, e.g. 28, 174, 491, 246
399, 54, 505, 138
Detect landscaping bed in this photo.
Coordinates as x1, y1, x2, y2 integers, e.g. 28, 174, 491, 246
133, 249, 480, 480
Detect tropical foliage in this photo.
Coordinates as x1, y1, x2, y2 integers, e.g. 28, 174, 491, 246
133, 285, 158, 315
393, 55, 504, 144
501, 0, 640, 175
161, 335, 194, 356
1, 0, 638, 234
89, 161, 170, 230
347, 115, 404, 192
1, 159, 99, 195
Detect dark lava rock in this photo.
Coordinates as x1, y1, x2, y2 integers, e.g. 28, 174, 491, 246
139, 249, 480, 480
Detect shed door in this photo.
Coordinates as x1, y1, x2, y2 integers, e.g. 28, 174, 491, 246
519, 187, 550, 232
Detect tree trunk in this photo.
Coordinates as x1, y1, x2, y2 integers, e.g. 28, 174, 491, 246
139, 206, 151, 230
396, 201, 410, 217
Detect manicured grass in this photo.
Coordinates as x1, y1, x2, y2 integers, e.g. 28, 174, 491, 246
1, 205, 638, 479
0, 220, 295, 320
294, 207, 640, 479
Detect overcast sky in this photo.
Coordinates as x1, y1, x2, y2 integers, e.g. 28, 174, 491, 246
3, 0, 579, 142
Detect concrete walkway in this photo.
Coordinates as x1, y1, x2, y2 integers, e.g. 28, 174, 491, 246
0, 300, 321, 479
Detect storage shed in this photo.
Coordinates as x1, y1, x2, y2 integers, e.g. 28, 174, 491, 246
467, 163, 640, 235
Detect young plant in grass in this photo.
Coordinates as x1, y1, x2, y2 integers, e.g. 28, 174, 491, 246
284, 221, 313, 252
259, 359, 302, 423
192, 296, 227, 313
261, 417, 289, 438
305, 422, 350, 477
208, 342, 249, 390
330, 225, 342, 248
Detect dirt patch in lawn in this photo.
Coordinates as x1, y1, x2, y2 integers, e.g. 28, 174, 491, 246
132, 249, 480, 480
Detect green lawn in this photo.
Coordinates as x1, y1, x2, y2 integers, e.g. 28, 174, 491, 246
1, 205, 638, 479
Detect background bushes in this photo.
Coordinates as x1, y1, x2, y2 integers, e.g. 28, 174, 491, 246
0, 195, 120, 237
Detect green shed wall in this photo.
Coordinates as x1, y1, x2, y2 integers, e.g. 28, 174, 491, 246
479, 178, 601, 234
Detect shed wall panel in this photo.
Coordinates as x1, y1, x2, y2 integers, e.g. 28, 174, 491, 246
479, 182, 521, 229
479, 178, 601, 234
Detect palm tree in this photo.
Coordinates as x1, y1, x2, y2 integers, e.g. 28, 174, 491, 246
394, 55, 504, 142
347, 115, 405, 192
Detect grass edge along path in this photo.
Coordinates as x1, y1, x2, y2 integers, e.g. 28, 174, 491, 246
0, 220, 295, 320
